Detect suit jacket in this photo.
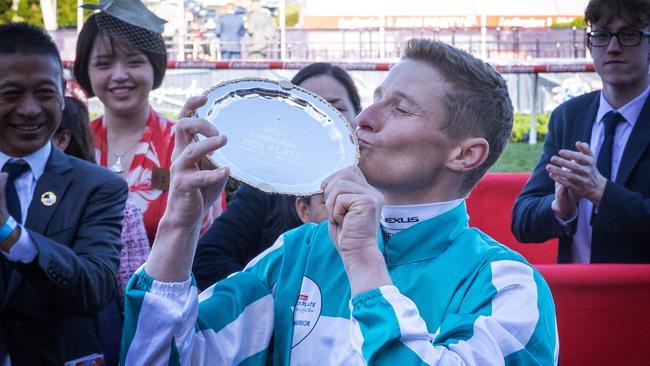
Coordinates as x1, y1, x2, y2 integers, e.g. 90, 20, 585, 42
193, 184, 302, 290
0, 147, 128, 365
216, 12, 245, 52
192, 184, 302, 290
512, 90, 650, 263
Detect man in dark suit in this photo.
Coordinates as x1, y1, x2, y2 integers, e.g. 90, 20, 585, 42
0, 23, 128, 365
513, 0, 650, 263
216, 2, 246, 59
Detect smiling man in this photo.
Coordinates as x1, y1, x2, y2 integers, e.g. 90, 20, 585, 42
513, 0, 650, 263
0, 23, 127, 365
122, 39, 558, 365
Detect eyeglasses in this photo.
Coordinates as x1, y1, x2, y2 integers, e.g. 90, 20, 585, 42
587, 30, 650, 47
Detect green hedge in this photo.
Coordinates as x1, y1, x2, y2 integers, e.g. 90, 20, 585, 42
551, 17, 586, 29
511, 113, 550, 143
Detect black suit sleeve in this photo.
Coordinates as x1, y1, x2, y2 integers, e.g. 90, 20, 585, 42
193, 185, 272, 290
16, 175, 127, 316
193, 184, 304, 290
512, 106, 575, 243
592, 177, 650, 240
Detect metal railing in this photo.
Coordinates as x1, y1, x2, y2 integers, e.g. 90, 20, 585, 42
63, 59, 598, 145
164, 27, 588, 61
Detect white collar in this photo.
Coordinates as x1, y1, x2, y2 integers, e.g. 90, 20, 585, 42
0, 142, 52, 181
596, 78, 650, 127
381, 198, 464, 236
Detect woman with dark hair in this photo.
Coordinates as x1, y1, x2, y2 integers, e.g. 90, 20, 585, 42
73, 0, 222, 245
291, 62, 362, 117
192, 62, 361, 290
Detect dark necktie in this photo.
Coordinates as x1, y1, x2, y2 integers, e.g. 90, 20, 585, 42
595, 111, 625, 180
3, 161, 30, 223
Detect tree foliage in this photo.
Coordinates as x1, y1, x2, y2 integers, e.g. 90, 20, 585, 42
0, 0, 99, 28
285, 2, 300, 27
57, 0, 77, 28
551, 16, 586, 30
58, 0, 99, 28
16, 0, 43, 26
271, 0, 301, 28
0, 0, 14, 24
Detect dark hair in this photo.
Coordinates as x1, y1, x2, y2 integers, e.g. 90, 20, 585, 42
585, 0, 650, 28
56, 97, 96, 163
262, 63, 362, 235
291, 62, 362, 115
73, 13, 167, 97
403, 39, 514, 193
297, 196, 312, 205
0, 22, 62, 72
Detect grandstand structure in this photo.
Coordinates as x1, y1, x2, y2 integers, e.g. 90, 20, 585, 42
146, 0, 592, 61
44, 0, 591, 62
51, 0, 596, 142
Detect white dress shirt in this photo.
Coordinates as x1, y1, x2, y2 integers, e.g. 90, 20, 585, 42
0, 142, 52, 263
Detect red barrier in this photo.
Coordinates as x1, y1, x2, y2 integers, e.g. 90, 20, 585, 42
536, 264, 650, 366
62, 60, 595, 73
466, 172, 558, 264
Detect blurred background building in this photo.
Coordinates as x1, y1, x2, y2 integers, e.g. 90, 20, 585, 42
4, 0, 589, 61
0, 0, 597, 141
167, 0, 589, 61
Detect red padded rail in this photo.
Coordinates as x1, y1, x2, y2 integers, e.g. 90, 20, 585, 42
466, 172, 559, 264
536, 264, 650, 366
62, 60, 596, 73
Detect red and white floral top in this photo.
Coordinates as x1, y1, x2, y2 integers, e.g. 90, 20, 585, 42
90, 109, 223, 244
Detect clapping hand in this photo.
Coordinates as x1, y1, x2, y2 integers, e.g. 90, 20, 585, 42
546, 141, 608, 215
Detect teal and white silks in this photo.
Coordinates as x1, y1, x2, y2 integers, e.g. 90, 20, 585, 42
121, 202, 558, 365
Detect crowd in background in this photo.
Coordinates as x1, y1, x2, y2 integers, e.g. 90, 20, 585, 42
183, 0, 275, 60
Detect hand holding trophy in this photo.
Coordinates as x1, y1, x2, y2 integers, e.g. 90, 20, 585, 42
146, 95, 230, 282
148, 78, 358, 282
167, 95, 230, 230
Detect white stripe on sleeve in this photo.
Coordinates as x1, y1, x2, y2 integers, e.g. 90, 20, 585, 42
449, 260, 540, 364
125, 278, 195, 366
379, 287, 463, 365
184, 294, 274, 365
365, 260, 542, 365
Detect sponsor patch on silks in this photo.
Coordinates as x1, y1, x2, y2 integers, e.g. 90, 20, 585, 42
291, 276, 322, 347
383, 216, 420, 224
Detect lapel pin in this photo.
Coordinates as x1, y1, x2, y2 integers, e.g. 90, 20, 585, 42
41, 192, 57, 207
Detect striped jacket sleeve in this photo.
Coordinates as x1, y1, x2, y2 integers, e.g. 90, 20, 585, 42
120, 235, 287, 366
350, 260, 559, 365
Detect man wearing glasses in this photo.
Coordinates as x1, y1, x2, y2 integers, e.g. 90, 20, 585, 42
513, 0, 650, 263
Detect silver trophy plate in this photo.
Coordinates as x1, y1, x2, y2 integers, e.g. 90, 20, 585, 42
195, 78, 359, 195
